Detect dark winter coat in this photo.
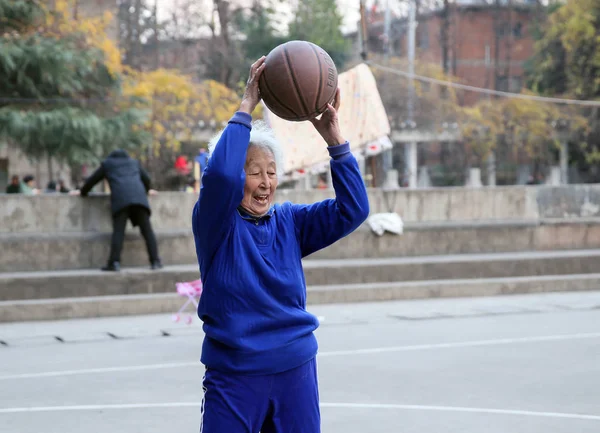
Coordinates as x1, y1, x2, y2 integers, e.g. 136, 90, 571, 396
80, 150, 152, 216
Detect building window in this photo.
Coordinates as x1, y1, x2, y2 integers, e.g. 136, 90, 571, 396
496, 75, 522, 93
495, 23, 509, 38
495, 22, 523, 39
393, 38, 403, 56
513, 22, 522, 38
418, 24, 429, 49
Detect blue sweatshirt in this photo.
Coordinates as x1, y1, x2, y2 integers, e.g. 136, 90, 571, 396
192, 111, 369, 375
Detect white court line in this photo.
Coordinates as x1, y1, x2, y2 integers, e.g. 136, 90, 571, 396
319, 403, 600, 421
0, 401, 599, 421
317, 332, 600, 357
2, 332, 600, 381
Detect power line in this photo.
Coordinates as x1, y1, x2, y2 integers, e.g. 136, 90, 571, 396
366, 61, 600, 107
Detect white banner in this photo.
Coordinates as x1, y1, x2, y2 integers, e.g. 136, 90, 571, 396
262, 63, 391, 174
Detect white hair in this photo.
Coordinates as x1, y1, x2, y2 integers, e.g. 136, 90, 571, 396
207, 120, 285, 177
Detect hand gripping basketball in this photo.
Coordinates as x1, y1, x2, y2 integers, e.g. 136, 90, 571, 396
310, 88, 346, 147
240, 56, 266, 114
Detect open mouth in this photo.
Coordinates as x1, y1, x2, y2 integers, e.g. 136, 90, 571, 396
253, 194, 269, 205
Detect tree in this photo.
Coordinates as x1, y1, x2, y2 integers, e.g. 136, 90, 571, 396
458, 90, 588, 184
288, 0, 350, 68
528, 0, 600, 99
122, 68, 242, 186
0, 0, 148, 173
526, 0, 600, 178
117, 0, 158, 69
233, 0, 284, 65
370, 55, 461, 130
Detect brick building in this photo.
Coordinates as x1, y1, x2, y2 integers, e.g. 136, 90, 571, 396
366, 1, 537, 105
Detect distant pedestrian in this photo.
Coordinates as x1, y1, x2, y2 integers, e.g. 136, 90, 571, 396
45, 180, 58, 193
20, 174, 38, 195
195, 148, 208, 174
5, 175, 21, 194
71, 149, 162, 272
58, 179, 70, 193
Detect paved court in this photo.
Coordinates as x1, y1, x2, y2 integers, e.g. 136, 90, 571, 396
1, 292, 600, 433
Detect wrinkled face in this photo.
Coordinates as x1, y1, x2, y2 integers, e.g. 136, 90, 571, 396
241, 145, 278, 216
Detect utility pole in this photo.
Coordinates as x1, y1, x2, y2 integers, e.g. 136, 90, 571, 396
154, 0, 159, 70
406, 0, 418, 188
382, 0, 393, 180
359, 0, 368, 61
383, 0, 392, 62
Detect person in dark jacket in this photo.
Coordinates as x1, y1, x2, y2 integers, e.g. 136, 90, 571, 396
73, 150, 162, 272
5, 175, 21, 194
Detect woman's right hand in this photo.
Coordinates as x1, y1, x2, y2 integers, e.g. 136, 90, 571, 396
239, 56, 266, 115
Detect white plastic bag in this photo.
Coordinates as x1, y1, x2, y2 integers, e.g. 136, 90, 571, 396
366, 213, 404, 236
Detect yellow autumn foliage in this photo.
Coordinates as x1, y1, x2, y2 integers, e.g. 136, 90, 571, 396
44, 0, 123, 75
460, 91, 587, 162
123, 69, 242, 154
39, 0, 257, 159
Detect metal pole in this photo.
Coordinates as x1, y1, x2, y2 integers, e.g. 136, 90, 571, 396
560, 140, 569, 184
487, 151, 496, 186
381, 0, 394, 179
407, 1, 416, 122
406, 0, 418, 188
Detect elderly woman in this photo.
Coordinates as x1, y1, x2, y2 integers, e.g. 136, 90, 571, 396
192, 56, 369, 433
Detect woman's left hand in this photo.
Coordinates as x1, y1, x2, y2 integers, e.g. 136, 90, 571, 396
239, 56, 266, 115
310, 88, 346, 147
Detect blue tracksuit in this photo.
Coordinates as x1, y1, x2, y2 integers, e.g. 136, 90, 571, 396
192, 111, 369, 432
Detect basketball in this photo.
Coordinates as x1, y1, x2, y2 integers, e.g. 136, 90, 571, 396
259, 40, 338, 122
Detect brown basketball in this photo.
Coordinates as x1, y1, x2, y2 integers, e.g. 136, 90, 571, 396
259, 40, 338, 122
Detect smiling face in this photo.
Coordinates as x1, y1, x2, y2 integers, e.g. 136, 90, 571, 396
241, 144, 278, 217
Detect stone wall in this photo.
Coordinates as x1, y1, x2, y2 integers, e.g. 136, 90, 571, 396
3, 185, 600, 272
3, 185, 600, 234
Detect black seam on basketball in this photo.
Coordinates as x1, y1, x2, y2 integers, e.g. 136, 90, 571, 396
283, 46, 310, 118
261, 76, 297, 119
308, 43, 323, 113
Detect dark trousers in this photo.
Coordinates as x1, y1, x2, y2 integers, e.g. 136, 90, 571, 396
108, 206, 159, 264
200, 358, 320, 433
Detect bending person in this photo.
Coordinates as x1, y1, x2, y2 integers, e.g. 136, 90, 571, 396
74, 150, 162, 271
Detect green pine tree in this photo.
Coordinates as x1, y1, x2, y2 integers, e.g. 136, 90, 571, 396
0, 0, 149, 168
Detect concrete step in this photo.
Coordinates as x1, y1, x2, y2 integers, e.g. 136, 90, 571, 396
2, 249, 600, 302
0, 230, 196, 272
304, 249, 600, 285
2, 273, 599, 322
3, 219, 600, 272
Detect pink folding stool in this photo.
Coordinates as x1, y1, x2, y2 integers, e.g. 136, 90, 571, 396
172, 279, 203, 324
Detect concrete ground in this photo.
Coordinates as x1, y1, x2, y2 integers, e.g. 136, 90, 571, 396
1, 291, 600, 433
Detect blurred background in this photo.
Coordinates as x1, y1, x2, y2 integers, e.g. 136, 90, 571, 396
2, 0, 598, 193
2, 5, 600, 431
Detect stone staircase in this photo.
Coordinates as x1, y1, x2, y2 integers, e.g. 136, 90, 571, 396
2, 186, 600, 322
2, 228, 600, 322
